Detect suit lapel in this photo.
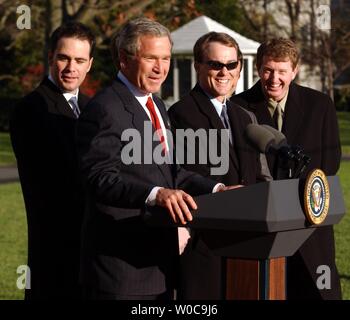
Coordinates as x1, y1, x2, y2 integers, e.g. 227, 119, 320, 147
78, 92, 89, 112
243, 81, 275, 128
191, 85, 240, 172
191, 85, 226, 130
111, 79, 173, 188
283, 83, 304, 144
39, 77, 78, 119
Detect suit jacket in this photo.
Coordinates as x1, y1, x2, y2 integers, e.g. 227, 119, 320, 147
168, 84, 264, 299
10, 77, 89, 299
75, 79, 216, 296
232, 80, 342, 299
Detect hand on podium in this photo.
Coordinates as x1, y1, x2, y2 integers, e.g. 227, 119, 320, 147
155, 188, 197, 224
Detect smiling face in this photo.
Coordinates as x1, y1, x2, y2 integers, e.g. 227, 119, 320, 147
258, 56, 298, 102
195, 41, 240, 103
120, 35, 171, 94
49, 37, 93, 94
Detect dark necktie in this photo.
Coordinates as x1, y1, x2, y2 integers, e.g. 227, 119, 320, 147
220, 104, 233, 144
69, 96, 80, 118
146, 96, 167, 154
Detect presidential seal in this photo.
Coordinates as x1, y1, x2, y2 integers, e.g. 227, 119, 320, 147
304, 169, 330, 225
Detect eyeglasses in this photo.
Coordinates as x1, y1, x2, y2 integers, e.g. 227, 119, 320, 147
203, 60, 239, 71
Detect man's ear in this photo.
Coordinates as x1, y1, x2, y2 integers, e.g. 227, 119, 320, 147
119, 50, 128, 70
87, 57, 93, 73
292, 64, 299, 80
194, 61, 200, 73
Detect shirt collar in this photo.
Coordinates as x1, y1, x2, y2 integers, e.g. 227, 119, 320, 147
199, 85, 227, 117
268, 89, 289, 112
117, 71, 152, 106
48, 74, 79, 102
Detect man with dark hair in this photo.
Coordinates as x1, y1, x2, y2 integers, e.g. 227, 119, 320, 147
231, 38, 342, 300
10, 21, 94, 299
168, 31, 271, 299
75, 19, 232, 300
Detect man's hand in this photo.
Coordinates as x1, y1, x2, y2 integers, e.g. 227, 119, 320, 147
216, 184, 244, 192
178, 227, 191, 255
156, 188, 197, 224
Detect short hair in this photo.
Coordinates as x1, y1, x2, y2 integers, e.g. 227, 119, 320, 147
256, 38, 300, 70
50, 22, 95, 57
193, 32, 243, 69
111, 17, 172, 70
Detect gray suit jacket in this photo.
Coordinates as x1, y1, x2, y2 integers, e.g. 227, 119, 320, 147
76, 79, 216, 295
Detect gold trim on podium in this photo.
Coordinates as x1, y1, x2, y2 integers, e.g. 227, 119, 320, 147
304, 169, 330, 225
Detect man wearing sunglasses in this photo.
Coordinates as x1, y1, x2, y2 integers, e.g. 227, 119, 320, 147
168, 32, 271, 299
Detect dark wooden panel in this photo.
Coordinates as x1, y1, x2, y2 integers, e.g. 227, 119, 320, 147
226, 258, 260, 300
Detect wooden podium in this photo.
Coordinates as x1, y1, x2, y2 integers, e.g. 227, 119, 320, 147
145, 176, 345, 300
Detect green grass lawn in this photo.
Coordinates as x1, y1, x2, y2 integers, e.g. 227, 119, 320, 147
335, 161, 350, 299
0, 132, 16, 166
0, 183, 26, 300
338, 112, 350, 155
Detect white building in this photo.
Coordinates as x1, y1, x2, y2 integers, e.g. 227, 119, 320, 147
161, 16, 260, 106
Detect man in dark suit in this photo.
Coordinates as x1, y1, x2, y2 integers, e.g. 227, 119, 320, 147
168, 32, 271, 299
10, 22, 95, 299
231, 38, 342, 299
75, 18, 228, 300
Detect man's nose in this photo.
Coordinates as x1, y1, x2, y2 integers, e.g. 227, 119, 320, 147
65, 60, 75, 71
219, 66, 229, 75
153, 60, 161, 73
269, 71, 278, 81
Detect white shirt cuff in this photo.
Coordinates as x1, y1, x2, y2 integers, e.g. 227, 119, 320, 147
213, 183, 225, 193
145, 186, 163, 206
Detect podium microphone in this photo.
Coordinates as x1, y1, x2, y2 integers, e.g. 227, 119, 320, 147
261, 125, 286, 146
244, 124, 276, 153
259, 125, 311, 178
245, 124, 311, 179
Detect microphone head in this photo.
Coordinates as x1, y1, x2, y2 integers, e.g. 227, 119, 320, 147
261, 125, 287, 146
245, 124, 276, 153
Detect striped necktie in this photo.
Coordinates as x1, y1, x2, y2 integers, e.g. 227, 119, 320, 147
69, 96, 80, 118
220, 103, 233, 144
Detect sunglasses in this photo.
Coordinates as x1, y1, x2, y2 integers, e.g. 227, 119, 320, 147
203, 60, 239, 71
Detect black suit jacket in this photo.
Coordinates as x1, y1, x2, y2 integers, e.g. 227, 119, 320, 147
232, 81, 342, 299
168, 84, 263, 299
75, 79, 216, 296
10, 77, 89, 299
169, 84, 262, 186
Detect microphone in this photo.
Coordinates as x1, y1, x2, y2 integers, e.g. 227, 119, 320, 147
260, 125, 287, 146
259, 125, 311, 177
244, 124, 276, 153
245, 124, 311, 179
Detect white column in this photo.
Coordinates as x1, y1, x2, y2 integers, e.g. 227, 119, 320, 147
247, 55, 254, 89
191, 58, 197, 89
173, 57, 179, 102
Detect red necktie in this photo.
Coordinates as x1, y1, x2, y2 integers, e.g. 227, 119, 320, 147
146, 96, 167, 154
